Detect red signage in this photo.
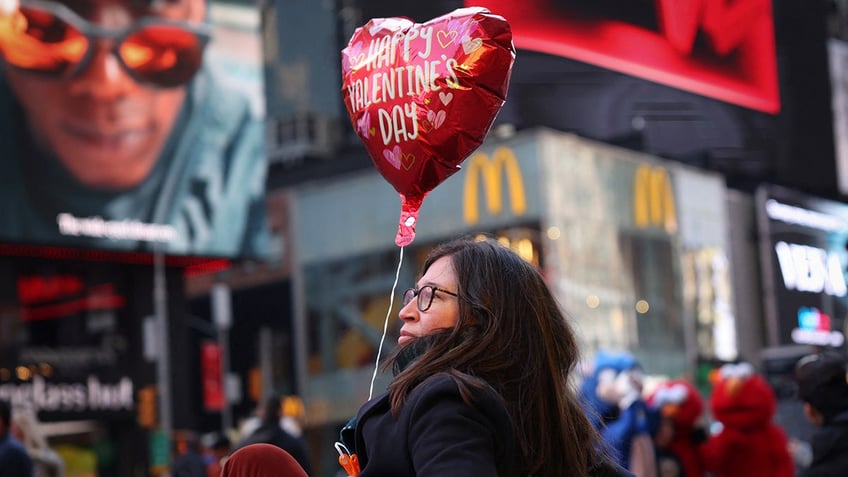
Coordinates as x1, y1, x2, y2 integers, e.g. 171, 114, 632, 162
17, 275, 126, 321
201, 342, 224, 411
469, 0, 780, 113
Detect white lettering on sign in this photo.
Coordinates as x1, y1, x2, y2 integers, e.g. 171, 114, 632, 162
765, 199, 846, 232
774, 241, 847, 296
791, 328, 846, 347
0, 375, 134, 413
57, 213, 178, 243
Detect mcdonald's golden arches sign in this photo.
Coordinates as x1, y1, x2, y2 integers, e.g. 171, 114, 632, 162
463, 146, 527, 225
633, 164, 677, 233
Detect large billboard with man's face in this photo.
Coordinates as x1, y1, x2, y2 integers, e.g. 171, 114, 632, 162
0, 0, 269, 259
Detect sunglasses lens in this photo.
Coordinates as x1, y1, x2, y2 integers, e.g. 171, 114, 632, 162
122, 24, 204, 87
0, 6, 88, 74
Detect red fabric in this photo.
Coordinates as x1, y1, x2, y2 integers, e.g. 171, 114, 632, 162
221, 443, 309, 477
699, 374, 794, 477
647, 379, 705, 477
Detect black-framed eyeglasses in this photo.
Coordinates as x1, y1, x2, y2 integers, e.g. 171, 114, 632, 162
0, 0, 212, 88
402, 285, 458, 312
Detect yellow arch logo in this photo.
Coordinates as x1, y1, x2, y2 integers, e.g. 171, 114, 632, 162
463, 146, 527, 225
633, 164, 677, 233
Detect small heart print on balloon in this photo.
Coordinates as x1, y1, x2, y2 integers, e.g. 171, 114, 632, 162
462, 36, 483, 54
437, 29, 458, 48
383, 145, 402, 169
357, 111, 370, 137
427, 109, 447, 129
439, 92, 453, 106
344, 42, 365, 71
401, 153, 416, 170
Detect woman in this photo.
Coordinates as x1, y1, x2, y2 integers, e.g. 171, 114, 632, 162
341, 237, 631, 477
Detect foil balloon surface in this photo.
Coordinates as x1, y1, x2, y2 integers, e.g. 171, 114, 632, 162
341, 7, 515, 246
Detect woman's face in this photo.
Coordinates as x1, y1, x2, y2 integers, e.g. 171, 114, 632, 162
398, 256, 460, 346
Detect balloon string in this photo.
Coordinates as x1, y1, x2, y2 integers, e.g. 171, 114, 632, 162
369, 245, 404, 400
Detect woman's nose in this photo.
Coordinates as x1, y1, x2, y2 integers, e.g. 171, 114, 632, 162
398, 299, 417, 322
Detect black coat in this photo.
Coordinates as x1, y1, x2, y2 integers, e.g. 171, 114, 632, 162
801, 410, 848, 477
353, 374, 518, 476
351, 373, 633, 477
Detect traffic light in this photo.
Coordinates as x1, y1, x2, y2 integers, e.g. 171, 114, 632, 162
137, 385, 157, 429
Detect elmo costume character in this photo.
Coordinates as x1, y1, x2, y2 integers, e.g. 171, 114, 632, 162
648, 379, 707, 477
580, 351, 657, 476
700, 362, 794, 477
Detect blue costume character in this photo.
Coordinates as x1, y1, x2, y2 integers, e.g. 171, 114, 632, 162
580, 351, 657, 476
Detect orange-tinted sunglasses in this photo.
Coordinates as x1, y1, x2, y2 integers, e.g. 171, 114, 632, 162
0, 0, 211, 88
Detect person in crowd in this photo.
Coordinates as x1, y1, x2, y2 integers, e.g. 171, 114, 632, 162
237, 404, 264, 442
0, 0, 268, 257
205, 432, 232, 477
221, 443, 308, 477
10, 407, 64, 477
699, 362, 794, 477
171, 430, 208, 477
650, 414, 685, 477
646, 379, 708, 477
0, 399, 33, 477
280, 395, 306, 439
236, 396, 312, 475
794, 351, 848, 477
337, 236, 633, 476
579, 350, 657, 476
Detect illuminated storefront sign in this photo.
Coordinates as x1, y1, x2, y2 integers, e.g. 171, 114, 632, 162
463, 146, 527, 225
0, 375, 134, 413
201, 342, 225, 411
791, 307, 845, 347
17, 274, 126, 322
467, 0, 779, 113
774, 242, 847, 296
633, 164, 677, 233
757, 185, 848, 347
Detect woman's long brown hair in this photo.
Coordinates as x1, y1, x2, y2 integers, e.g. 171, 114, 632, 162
385, 237, 604, 477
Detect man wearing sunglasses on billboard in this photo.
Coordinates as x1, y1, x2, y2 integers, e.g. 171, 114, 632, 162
0, 0, 268, 258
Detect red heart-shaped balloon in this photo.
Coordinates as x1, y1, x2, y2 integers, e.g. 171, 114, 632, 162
341, 7, 515, 246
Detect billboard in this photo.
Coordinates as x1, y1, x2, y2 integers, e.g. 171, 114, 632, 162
467, 0, 780, 114
756, 185, 848, 349
0, 258, 139, 422
829, 39, 848, 196
0, 0, 269, 259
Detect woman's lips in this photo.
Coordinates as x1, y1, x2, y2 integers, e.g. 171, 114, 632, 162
398, 331, 415, 346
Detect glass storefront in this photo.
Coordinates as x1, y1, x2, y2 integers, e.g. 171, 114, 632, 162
540, 133, 733, 378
